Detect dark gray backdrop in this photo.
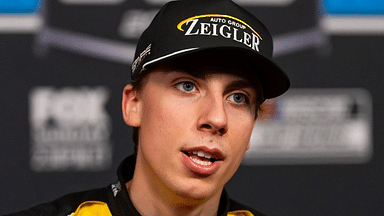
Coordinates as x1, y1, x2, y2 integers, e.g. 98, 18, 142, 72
1, 0, 383, 215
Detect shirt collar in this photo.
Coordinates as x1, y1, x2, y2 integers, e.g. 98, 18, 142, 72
115, 155, 231, 216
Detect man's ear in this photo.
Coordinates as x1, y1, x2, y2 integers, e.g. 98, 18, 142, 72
122, 84, 142, 127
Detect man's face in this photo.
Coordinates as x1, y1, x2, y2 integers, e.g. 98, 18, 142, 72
126, 54, 259, 201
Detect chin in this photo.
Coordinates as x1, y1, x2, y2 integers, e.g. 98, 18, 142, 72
171, 176, 224, 201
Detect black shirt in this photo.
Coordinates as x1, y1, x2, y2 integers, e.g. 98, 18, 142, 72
6, 155, 265, 216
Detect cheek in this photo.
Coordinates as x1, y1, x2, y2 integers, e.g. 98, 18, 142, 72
141, 100, 170, 144
139, 93, 193, 150
228, 115, 255, 154
143, 99, 188, 128
223, 119, 254, 183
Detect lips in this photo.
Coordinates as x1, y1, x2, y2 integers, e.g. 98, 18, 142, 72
186, 151, 217, 165
181, 147, 224, 176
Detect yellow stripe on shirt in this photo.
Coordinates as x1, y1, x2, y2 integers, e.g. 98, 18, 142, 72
228, 210, 255, 216
69, 201, 112, 216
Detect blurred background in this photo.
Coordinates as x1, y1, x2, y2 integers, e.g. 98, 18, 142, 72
1, 0, 383, 215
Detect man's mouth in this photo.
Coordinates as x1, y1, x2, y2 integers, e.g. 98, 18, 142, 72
181, 148, 224, 175
183, 151, 218, 165
182, 148, 224, 165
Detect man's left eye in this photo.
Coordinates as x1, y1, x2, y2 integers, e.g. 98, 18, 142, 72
176, 81, 196, 92
228, 93, 247, 104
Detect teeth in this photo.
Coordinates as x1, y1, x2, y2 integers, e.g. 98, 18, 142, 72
191, 157, 213, 166
195, 151, 212, 159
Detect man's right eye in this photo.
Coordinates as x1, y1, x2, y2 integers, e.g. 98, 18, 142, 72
176, 81, 196, 92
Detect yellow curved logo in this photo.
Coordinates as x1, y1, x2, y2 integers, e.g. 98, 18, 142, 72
177, 14, 262, 40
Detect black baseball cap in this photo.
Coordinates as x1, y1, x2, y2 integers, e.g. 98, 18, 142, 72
131, 0, 290, 99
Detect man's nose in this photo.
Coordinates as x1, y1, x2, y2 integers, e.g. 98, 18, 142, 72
197, 93, 228, 135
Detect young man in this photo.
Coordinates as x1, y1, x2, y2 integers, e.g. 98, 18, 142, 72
7, 0, 289, 215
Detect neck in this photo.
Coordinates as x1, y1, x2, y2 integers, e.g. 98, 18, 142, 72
127, 156, 222, 216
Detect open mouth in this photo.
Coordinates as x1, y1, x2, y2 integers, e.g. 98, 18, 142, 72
182, 151, 221, 166
181, 148, 225, 175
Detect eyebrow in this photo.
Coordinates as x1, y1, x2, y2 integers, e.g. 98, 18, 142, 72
225, 79, 256, 92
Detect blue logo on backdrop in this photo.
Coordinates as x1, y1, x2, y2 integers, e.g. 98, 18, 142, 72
321, 0, 384, 35
323, 0, 384, 15
0, 0, 40, 13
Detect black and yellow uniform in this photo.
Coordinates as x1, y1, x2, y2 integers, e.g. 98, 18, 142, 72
7, 155, 265, 216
